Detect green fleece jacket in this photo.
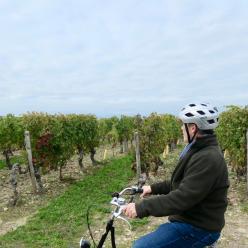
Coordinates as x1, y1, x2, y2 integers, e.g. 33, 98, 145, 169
135, 135, 229, 232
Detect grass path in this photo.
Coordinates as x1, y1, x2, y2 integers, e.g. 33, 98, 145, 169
0, 156, 134, 248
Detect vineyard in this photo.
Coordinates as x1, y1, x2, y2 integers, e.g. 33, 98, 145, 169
0, 106, 248, 247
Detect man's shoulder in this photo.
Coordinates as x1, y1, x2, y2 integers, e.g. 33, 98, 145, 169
189, 145, 226, 169
193, 145, 223, 158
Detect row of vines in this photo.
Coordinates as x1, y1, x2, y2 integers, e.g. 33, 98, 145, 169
0, 113, 181, 180
1, 105, 247, 194
216, 105, 248, 178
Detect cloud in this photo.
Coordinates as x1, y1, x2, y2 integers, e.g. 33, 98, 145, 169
0, 0, 247, 116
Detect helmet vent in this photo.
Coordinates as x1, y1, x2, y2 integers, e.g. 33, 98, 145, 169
207, 119, 215, 124
201, 103, 207, 106
189, 104, 196, 107
185, 112, 194, 117
197, 110, 205, 115
213, 107, 218, 112
209, 110, 215, 114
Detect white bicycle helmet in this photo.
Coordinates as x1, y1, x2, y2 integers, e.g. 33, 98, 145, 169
179, 103, 219, 130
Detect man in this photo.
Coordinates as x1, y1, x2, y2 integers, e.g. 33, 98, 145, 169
123, 103, 229, 248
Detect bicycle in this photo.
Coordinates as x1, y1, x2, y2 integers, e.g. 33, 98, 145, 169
79, 185, 143, 248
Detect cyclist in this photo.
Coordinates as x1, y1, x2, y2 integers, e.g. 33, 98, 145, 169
123, 103, 229, 248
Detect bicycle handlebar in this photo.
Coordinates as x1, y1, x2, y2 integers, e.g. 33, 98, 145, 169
110, 186, 143, 224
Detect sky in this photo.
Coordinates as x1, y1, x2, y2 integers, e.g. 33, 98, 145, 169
0, 0, 247, 117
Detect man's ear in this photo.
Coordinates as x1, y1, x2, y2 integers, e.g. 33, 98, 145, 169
188, 123, 197, 133
192, 124, 198, 133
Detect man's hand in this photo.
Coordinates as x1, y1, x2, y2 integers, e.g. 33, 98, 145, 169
140, 185, 152, 198
123, 203, 137, 218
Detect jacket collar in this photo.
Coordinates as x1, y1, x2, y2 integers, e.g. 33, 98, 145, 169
191, 134, 218, 150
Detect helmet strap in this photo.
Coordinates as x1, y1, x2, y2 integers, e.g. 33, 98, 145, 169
185, 124, 198, 144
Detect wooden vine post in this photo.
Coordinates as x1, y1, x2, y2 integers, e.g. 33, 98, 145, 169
103, 149, 107, 160
9, 163, 20, 206
123, 138, 128, 153
24, 131, 38, 193
134, 132, 141, 181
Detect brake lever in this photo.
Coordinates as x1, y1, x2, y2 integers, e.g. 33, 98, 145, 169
116, 215, 132, 229
112, 205, 132, 229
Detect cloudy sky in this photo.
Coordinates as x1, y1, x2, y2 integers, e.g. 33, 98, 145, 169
0, 0, 247, 117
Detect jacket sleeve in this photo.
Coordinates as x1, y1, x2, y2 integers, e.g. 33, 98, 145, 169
150, 180, 171, 195
135, 152, 220, 218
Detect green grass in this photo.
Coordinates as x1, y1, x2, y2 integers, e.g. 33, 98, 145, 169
0, 159, 5, 169
0, 155, 27, 170
0, 156, 135, 248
